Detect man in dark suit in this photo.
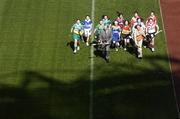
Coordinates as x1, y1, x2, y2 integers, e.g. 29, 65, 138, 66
99, 25, 112, 63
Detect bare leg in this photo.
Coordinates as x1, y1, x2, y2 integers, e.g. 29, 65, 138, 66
151, 38, 155, 52
74, 39, 77, 53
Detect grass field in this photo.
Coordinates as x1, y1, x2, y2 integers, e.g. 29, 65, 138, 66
0, 0, 178, 119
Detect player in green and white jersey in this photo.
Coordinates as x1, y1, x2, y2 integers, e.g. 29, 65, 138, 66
94, 20, 104, 41
102, 15, 112, 27
71, 19, 83, 54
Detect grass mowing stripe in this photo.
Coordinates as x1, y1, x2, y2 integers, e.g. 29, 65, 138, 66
0, 1, 91, 118
93, 0, 178, 118
16, 0, 31, 71
159, 0, 180, 117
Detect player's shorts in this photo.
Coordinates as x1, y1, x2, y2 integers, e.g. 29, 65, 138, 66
84, 29, 91, 37
72, 33, 81, 41
122, 34, 131, 40
112, 33, 120, 42
146, 32, 155, 41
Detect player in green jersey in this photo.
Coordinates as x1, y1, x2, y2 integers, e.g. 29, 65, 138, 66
102, 15, 112, 27
71, 19, 83, 54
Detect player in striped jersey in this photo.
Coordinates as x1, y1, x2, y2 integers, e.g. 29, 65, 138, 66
121, 20, 132, 51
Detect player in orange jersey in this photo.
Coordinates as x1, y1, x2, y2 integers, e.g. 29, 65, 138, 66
121, 20, 132, 51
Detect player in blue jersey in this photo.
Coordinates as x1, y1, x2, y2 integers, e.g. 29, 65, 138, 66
82, 15, 93, 46
112, 21, 121, 51
71, 19, 83, 54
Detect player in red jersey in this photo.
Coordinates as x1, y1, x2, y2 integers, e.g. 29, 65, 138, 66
145, 18, 159, 52
130, 11, 141, 27
115, 12, 125, 29
146, 11, 157, 25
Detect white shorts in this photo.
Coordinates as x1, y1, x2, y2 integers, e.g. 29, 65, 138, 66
84, 29, 91, 37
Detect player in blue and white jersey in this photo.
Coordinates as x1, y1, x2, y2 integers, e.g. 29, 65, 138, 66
82, 15, 93, 46
112, 21, 121, 51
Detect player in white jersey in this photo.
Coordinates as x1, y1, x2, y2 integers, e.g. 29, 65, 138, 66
132, 18, 146, 34
145, 18, 159, 52
132, 18, 146, 42
83, 15, 93, 46
130, 11, 141, 27
134, 24, 146, 59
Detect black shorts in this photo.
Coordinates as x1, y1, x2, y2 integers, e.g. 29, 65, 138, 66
122, 34, 131, 40
146, 32, 155, 41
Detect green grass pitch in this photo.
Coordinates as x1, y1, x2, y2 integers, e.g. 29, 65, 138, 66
0, 0, 178, 119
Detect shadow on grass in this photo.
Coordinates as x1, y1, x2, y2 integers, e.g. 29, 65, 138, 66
126, 46, 136, 55
0, 55, 179, 119
67, 41, 74, 51
94, 50, 106, 62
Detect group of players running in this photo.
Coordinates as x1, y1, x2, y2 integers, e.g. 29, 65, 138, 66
70, 11, 161, 60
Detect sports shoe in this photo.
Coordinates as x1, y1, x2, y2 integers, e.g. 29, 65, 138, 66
73, 50, 77, 54
77, 46, 80, 50
151, 48, 155, 52
115, 48, 118, 51
86, 42, 89, 46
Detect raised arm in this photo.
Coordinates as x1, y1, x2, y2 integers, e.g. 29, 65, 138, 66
156, 24, 159, 32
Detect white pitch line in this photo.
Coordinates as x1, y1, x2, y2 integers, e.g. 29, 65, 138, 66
158, 0, 180, 118
90, 0, 95, 119
90, 0, 95, 82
